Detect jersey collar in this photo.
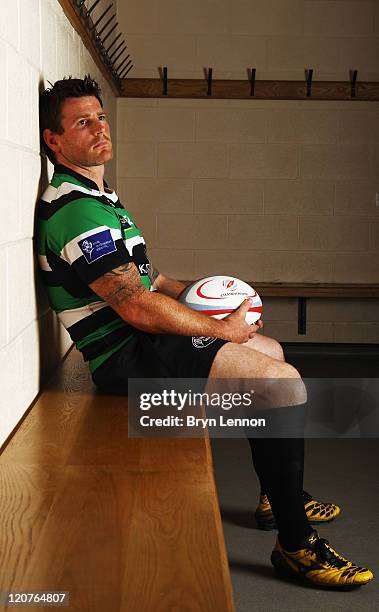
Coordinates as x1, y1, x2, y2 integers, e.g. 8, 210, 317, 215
54, 164, 109, 191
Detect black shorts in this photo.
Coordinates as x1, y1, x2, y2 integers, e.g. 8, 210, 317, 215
92, 331, 228, 394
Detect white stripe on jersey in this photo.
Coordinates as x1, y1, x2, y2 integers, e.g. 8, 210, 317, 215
123, 234, 146, 257
58, 301, 108, 328
41, 181, 119, 204
38, 254, 52, 271
61, 226, 122, 264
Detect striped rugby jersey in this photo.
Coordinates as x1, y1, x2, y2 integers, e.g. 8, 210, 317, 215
37, 164, 152, 372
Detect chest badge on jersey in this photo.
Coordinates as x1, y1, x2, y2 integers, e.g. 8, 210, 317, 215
78, 229, 117, 264
120, 215, 133, 229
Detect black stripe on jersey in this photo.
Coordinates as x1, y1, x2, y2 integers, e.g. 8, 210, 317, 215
72, 238, 132, 284
46, 244, 93, 297
67, 305, 131, 342
40, 269, 67, 287
80, 327, 132, 361
54, 165, 100, 191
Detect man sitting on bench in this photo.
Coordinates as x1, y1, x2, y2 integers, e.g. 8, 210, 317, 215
37, 75, 373, 589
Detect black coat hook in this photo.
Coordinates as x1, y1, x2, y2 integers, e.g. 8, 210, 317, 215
108, 38, 124, 60
350, 69, 358, 98
98, 15, 116, 38
115, 54, 130, 73
305, 68, 313, 97
250, 68, 256, 96
92, 4, 112, 30
163, 67, 168, 95
207, 68, 213, 96
106, 32, 122, 54
111, 43, 126, 65
87, 0, 101, 16
101, 21, 118, 45
119, 61, 133, 79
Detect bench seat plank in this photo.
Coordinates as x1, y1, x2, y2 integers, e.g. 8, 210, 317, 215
0, 349, 235, 612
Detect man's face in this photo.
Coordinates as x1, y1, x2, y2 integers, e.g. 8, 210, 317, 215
45, 96, 113, 167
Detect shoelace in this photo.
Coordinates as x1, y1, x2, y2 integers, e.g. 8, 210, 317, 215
313, 538, 350, 568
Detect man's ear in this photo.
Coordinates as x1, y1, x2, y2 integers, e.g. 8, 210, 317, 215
43, 128, 60, 152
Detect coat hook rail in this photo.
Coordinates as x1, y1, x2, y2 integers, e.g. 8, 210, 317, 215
121, 71, 379, 101
59, 0, 134, 96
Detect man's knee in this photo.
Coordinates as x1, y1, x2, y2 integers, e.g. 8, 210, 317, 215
210, 343, 298, 380
271, 338, 285, 362
281, 361, 301, 379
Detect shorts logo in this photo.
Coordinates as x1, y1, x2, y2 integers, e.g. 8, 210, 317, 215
192, 336, 217, 349
78, 229, 117, 264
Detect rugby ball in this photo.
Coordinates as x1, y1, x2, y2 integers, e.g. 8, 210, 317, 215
179, 276, 262, 324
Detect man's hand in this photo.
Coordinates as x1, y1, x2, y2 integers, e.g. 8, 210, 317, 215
153, 272, 186, 299
223, 298, 261, 344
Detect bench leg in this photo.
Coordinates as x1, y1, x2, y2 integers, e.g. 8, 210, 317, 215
298, 297, 307, 335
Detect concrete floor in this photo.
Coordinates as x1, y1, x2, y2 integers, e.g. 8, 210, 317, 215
211, 436, 379, 612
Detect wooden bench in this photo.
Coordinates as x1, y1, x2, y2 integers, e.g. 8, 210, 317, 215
0, 349, 235, 612
253, 283, 379, 335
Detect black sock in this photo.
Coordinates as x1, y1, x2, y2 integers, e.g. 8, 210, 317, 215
248, 437, 312, 550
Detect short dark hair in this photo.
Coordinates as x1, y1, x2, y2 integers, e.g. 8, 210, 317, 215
39, 74, 103, 164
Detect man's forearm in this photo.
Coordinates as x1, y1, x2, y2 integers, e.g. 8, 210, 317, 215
115, 289, 229, 339
89, 263, 255, 343
154, 274, 187, 299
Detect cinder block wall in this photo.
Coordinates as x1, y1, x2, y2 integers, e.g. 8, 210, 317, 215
0, 0, 117, 448
116, 0, 379, 343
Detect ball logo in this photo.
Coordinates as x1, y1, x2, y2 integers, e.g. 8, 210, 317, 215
223, 278, 236, 291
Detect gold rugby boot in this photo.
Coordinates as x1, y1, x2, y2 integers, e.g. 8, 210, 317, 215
271, 530, 374, 589
255, 490, 340, 530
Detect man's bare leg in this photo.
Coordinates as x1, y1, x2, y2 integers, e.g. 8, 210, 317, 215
208, 342, 306, 408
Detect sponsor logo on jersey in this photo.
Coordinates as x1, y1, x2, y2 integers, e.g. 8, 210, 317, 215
138, 263, 150, 275
192, 336, 217, 349
78, 229, 117, 263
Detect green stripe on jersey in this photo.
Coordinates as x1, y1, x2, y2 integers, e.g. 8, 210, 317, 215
76, 317, 129, 351
89, 335, 132, 373
47, 286, 103, 313
47, 198, 121, 255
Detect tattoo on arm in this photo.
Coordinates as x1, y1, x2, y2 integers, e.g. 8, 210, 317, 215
108, 263, 133, 277
148, 264, 160, 286
90, 262, 146, 307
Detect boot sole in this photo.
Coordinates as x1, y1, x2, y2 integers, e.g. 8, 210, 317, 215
271, 551, 365, 591
256, 515, 337, 531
